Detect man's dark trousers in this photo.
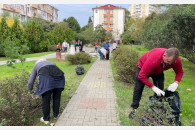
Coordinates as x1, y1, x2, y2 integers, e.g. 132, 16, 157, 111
42, 88, 63, 121
131, 67, 164, 109
106, 49, 110, 60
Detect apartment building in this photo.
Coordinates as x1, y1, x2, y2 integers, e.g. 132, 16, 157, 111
0, 4, 58, 23
92, 4, 125, 40
129, 4, 163, 18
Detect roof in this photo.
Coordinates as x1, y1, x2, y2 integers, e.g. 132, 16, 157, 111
92, 4, 125, 10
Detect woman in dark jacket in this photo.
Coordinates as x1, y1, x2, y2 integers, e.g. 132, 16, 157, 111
28, 58, 65, 124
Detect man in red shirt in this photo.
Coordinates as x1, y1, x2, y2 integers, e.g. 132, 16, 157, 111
129, 48, 184, 118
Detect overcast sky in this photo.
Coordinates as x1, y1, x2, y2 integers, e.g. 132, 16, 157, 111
51, 4, 131, 27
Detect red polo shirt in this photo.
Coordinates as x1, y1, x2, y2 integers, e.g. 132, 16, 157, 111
138, 48, 184, 88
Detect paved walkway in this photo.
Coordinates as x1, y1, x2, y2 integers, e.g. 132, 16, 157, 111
55, 58, 120, 126
0, 53, 56, 66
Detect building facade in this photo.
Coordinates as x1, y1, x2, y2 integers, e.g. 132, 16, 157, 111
0, 4, 58, 23
92, 4, 125, 40
129, 4, 163, 18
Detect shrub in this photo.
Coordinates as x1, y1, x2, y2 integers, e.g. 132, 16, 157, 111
113, 48, 139, 84
112, 48, 124, 61
0, 44, 4, 56
48, 44, 57, 51
66, 52, 92, 65
0, 71, 41, 126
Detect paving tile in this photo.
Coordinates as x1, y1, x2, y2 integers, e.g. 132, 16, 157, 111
55, 54, 119, 126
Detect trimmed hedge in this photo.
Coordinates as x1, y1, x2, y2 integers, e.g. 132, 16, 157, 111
113, 48, 139, 84
48, 44, 57, 51
66, 52, 92, 65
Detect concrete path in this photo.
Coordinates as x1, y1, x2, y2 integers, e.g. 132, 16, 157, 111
55, 58, 120, 126
0, 53, 56, 66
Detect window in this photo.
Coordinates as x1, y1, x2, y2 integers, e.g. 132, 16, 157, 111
104, 10, 107, 14
32, 10, 36, 16
103, 23, 107, 28
41, 5, 44, 10
110, 10, 113, 14
104, 16, 107, 21
27, 7, 29, 13
20, 14, 25, 21
47, 5, 50, 11
21, 5, 24, 11
110, 16, 113, 21
110, 24, 113, 28
95, 9, 98, 13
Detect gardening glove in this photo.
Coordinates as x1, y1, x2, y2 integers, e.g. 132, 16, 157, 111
167, 82, 178, 92
152, 86, 165, 96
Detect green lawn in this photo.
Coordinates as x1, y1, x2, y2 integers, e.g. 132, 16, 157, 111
0, 57, 97, 126
0, 51, 55, 61
111, 45, 195, 126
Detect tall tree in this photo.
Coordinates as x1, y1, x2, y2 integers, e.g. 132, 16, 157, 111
63, 18, 67, 22
88, 16, 92, 24
0, 17, 11, 40
11, 18, 26, 45
66, 16, 80, 33
94, 24, 106, 43
24, 21, 44, 52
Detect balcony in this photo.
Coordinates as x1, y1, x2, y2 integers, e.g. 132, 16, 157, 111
32, 4, 38, 8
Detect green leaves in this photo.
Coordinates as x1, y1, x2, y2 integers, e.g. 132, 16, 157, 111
113, 48, 139, 84
143, 5, 195, 63
0, 71, 41, 126
66, 17, 81, 33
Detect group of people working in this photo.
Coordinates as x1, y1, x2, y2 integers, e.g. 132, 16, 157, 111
97, 40, 118, 60
28, 40, 184, 125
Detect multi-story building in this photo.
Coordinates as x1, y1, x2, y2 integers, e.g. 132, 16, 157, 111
92, 4, 125, 40
0, 4, 58, 23
129, 4, 163, 18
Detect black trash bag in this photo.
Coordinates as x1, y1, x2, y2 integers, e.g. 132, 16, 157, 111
164, 89, 182, 126
75, 64, 84, 75
142, 90, 182, 126
164, 89, 182, 115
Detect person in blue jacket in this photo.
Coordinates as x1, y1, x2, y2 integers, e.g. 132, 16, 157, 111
102, 40, 110, 60
28, 58, 65, 124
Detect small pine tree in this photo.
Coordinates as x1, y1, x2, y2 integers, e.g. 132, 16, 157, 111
0, 17, 11, 40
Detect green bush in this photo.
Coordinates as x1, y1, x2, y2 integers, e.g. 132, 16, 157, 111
0, 44, 5, 56
48, 44, 57, 51
143, 5, 195, 63
0, 71, 41, 126
112, 48, 124, 61
113, 48, 139, 84
66, 52, 92, 65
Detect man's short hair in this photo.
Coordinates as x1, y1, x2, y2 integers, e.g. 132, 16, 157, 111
165, 47, 179, 62
36, 58, 46, 64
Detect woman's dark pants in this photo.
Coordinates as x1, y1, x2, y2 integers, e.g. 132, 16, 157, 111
41, 88, 63, 121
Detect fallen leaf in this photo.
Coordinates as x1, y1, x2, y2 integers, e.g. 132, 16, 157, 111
186, 89, 192, 91
50, 123, 55, 126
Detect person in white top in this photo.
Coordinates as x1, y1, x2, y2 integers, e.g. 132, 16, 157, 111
112, 40, 118, 53
67, 43, 69, 52
98, 47, 106, 60
62, 40, 68, 52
